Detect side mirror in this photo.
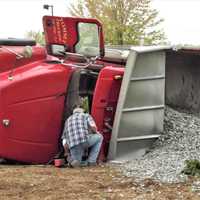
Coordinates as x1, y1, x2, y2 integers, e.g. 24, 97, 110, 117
20, 46, 33, 58
51, 44, 66, 56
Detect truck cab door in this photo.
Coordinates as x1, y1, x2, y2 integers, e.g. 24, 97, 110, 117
91, 66, 124, 161
43, 16, 105, 58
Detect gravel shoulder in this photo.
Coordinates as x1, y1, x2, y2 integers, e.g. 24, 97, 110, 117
119, 106, 200, 183
0, 164, 200, 200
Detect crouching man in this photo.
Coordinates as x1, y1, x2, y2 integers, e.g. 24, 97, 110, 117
62, 106, 103, 167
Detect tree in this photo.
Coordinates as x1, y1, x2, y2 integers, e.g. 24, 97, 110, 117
25, 31, 45, 46
69, 0, 166, 45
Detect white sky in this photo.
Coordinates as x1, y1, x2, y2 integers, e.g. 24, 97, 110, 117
152, 0, 200, 45
0, 0, 200, 45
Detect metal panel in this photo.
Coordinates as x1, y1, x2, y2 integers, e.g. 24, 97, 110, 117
108, 49, 166, 161
124, 79, 165, 108
131, 52, 165, 78
118, 108, 164, 138
114, 138, 158, 161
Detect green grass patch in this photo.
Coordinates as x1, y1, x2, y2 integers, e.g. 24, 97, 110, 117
182, 159, 200, 176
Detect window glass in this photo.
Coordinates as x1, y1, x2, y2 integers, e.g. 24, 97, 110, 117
51, 44, 66, 56
75, 23, 100, 57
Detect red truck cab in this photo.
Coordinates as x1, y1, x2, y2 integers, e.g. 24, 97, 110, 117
0, 16, 124, 163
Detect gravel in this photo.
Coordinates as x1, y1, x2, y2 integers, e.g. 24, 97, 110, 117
119, 106, 200, 183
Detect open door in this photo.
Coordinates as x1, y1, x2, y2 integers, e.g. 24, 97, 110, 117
43, 16, 104, 58
91, 66, 124, 161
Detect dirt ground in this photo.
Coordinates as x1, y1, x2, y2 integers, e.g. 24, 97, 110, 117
0, 164, 199, 200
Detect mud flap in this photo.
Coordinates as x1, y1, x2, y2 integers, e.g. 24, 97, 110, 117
108, 48, 166, 161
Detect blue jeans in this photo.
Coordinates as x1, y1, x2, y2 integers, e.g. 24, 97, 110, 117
70, 133, 103, 163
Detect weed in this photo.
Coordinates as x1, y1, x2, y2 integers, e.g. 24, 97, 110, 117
182, 159, 200, 176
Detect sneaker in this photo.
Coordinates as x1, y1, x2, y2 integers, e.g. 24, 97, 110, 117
80, 160, 88, 167
88, 162, 97, 167
70, 160, 80, 168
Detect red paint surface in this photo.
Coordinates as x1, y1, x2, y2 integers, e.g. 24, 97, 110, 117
0, 60, 74, 163
0, 54, 124, 163
0, 46, 47, 73
0, 16, 126, 164
91, 66, 124, 161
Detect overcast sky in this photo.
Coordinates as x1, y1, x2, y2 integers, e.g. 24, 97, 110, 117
0, 0, 200, 45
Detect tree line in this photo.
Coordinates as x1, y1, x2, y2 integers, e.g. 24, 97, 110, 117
26, 0, 166, 46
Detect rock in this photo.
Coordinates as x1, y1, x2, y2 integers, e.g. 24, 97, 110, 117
119, 106, 200, 183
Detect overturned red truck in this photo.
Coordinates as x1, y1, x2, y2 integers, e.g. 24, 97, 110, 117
0, 16, 199, 164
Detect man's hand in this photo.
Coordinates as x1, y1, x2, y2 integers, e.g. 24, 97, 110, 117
89, 119, 97, 133
90, 125, 97, 133
63, 144, 69, 157
62, 139, 69, 157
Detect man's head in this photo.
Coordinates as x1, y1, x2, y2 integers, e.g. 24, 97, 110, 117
73, 105, 84, 114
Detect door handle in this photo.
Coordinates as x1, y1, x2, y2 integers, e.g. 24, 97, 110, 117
2, 119, 10, 127
104, 122, 112, 130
